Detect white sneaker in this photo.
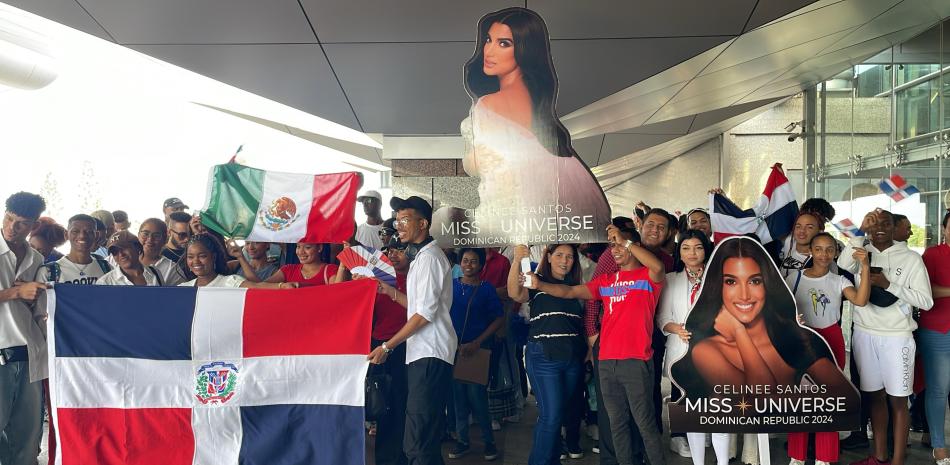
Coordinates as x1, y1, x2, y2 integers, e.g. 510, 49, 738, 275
491, 420, 501, 431
670, 436, 691, 458
788, 459, 805, 465
815, 460, 832, 465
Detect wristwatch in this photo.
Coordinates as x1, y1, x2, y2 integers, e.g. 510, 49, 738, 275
381, 342, 393, 353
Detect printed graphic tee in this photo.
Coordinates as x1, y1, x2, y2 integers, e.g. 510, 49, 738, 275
785, 271, 850, 329
586, 266, 663, 361
35, 256, 110, 285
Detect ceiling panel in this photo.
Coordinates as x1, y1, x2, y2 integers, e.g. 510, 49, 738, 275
300, 0, 517, 43
78, 0, 317, 44
599, 133, 682, 164
551, 36, 733, 115
690, 97, 786, 129
702, 1, 895, 75
571, 135, 605, 167
617, 115, 695, 135
3, 0, 113, 41
563, 82, 687, 138
130, 44, 360, 129
323, 42, 473, 134
748, 0, 845, 31
743, 0, 825, 31
531, 0, 756, 38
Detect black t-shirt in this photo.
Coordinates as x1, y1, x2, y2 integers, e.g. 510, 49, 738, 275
528, 276, 587, 362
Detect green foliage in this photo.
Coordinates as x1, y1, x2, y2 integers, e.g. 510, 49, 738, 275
195, 373, 209, 397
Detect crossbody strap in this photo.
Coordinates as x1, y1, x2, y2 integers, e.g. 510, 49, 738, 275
458, 282, 480, 342
793, 269, 803, 294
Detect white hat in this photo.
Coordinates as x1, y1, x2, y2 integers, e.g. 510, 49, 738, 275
357, 190, 382, 202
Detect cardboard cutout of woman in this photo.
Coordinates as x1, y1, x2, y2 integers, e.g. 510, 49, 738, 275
669, 236, 860, 433
433, 7, 610, 247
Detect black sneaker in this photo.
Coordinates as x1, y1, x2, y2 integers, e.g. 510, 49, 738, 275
841, 433, 870, 450
448, 442, 470, 459
484, 443, 499, 461
567, 444, 584, 459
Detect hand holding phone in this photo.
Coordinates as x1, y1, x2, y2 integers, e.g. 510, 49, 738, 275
521, 257, 533, 288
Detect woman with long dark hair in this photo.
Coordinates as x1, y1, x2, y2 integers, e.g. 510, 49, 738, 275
656, 230, 732, 464
507, 243, 586, 465
672, 236, 853, 398
458, 7, 610, 232
180, 234, 290, 289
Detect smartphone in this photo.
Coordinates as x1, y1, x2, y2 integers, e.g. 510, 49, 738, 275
521, 257, 533, 287
869, 266, 883, 274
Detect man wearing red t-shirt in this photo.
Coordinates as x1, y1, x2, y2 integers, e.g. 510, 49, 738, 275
525, 226, 667, 465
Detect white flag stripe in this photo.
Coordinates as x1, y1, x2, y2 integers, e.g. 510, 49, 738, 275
247, 171, 315, 243
763, 182, 796, 216
240, 355, 367, 407
192, 407, 242, 465
193, 288, 247, 361
54, 355, 366, 408
55, 358, 194, 408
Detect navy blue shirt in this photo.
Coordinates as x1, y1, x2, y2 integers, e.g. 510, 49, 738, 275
450, 279, 503, 344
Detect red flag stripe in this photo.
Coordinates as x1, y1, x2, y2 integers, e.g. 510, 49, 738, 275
242, 279, 376, 357
301, 171, 361, 243
57, 408, 194, 465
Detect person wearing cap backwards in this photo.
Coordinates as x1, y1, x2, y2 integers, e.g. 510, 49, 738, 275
97, 231, 163, 286
368, 196, 457, 465
356, 190, 386, 249
162, 197, 188, 224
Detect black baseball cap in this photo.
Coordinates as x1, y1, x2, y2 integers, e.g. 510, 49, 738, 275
163, 197, 188, 209
390, 196, 432, 223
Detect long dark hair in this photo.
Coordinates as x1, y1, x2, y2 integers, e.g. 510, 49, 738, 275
463, 7, 573, 158
181, 233, 231, 280
671, 236, 832, 397
673, 229, 713, 273
536, 243, 581, 285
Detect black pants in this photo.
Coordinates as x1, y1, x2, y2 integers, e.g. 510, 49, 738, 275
405, 358, 452, 465
372, 339, 408, 465
599, 359, 666, 465
593, 341, 643, 465
651, 328, 665, 434
563, 368, 586, 449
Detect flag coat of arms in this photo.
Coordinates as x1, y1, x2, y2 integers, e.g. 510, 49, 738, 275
47, 281, 376, 465
201, 163, 362, 243
878, 174, 920, 202
710, 163, 799, 244
337, 246, 397, 287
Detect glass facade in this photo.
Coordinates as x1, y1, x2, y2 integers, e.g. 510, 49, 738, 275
811, 18, 949, 250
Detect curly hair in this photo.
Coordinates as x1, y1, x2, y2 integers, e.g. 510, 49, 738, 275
182, 233, 231, 279
30, 217, 67, 248
5, 192, 46, 220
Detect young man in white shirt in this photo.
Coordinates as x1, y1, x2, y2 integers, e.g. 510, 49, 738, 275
368, 196, 456, 465
838, 209, 933, 465
355, 190, 385, 249
35, 214, 111, 285
0, 192, 50, 465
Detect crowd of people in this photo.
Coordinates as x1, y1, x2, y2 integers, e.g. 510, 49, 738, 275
0, 188, 948, 465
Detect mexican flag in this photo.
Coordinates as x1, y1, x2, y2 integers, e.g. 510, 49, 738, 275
201, 163, 361, 243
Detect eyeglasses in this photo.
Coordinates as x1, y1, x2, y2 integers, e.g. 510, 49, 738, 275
139, 231, 165, 239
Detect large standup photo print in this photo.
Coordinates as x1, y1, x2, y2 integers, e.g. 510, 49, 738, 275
669, 236, 861, 433
431, 7, 611, 248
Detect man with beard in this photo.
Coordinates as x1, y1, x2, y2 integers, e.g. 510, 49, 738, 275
163, 211, 192, 263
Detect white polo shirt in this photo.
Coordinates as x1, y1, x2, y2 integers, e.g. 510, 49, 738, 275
0, 238, 47, 382
96, 266, 163, 286
405, 240, 457, 365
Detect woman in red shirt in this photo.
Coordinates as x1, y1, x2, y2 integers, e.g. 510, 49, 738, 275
264, 243, 342, 287
921, 209, 950, 465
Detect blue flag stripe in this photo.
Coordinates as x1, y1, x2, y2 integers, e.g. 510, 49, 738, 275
713, 194, 755, 218
54, 285, 196, 360
239, 404, 364, 465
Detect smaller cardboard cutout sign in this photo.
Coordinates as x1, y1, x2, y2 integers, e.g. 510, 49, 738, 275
669, 236, 861, 433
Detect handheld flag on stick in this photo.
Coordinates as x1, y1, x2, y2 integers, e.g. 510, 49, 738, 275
833, 218, 865, 238
878, 174, 919, 202
709, 163, 799, 244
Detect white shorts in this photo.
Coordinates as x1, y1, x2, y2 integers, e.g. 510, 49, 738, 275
852, 328, 915, 397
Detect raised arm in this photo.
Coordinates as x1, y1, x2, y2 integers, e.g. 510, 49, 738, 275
529, 276, 594, 300
506, 245, 530, 304
842, 247, 871, 306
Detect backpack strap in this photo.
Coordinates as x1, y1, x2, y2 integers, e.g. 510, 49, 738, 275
149, 266, 164, 286
793, 269, 803, 294
95, 258, 112, 274
46, 262, 60, 282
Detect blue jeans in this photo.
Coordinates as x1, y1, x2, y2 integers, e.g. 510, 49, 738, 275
453, 380, 494, 447
920, 328, 950, 449
525, 341, 582, 465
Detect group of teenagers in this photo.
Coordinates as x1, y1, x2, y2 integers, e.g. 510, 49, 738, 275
0, 187, 949, 465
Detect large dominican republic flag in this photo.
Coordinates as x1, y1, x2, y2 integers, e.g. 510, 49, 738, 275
201, 163, 362, 243
47, 281, 376, 465
710, 163, 799, 244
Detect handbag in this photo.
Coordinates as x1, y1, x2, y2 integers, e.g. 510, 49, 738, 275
364, 363, 391, 421
453, 283, 492, 385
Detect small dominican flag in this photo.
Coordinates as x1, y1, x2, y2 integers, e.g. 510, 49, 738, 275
48, 282, 375, 465
833, 218, 865, 238
337, 246, 397, 287
878, 174, 920, 202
